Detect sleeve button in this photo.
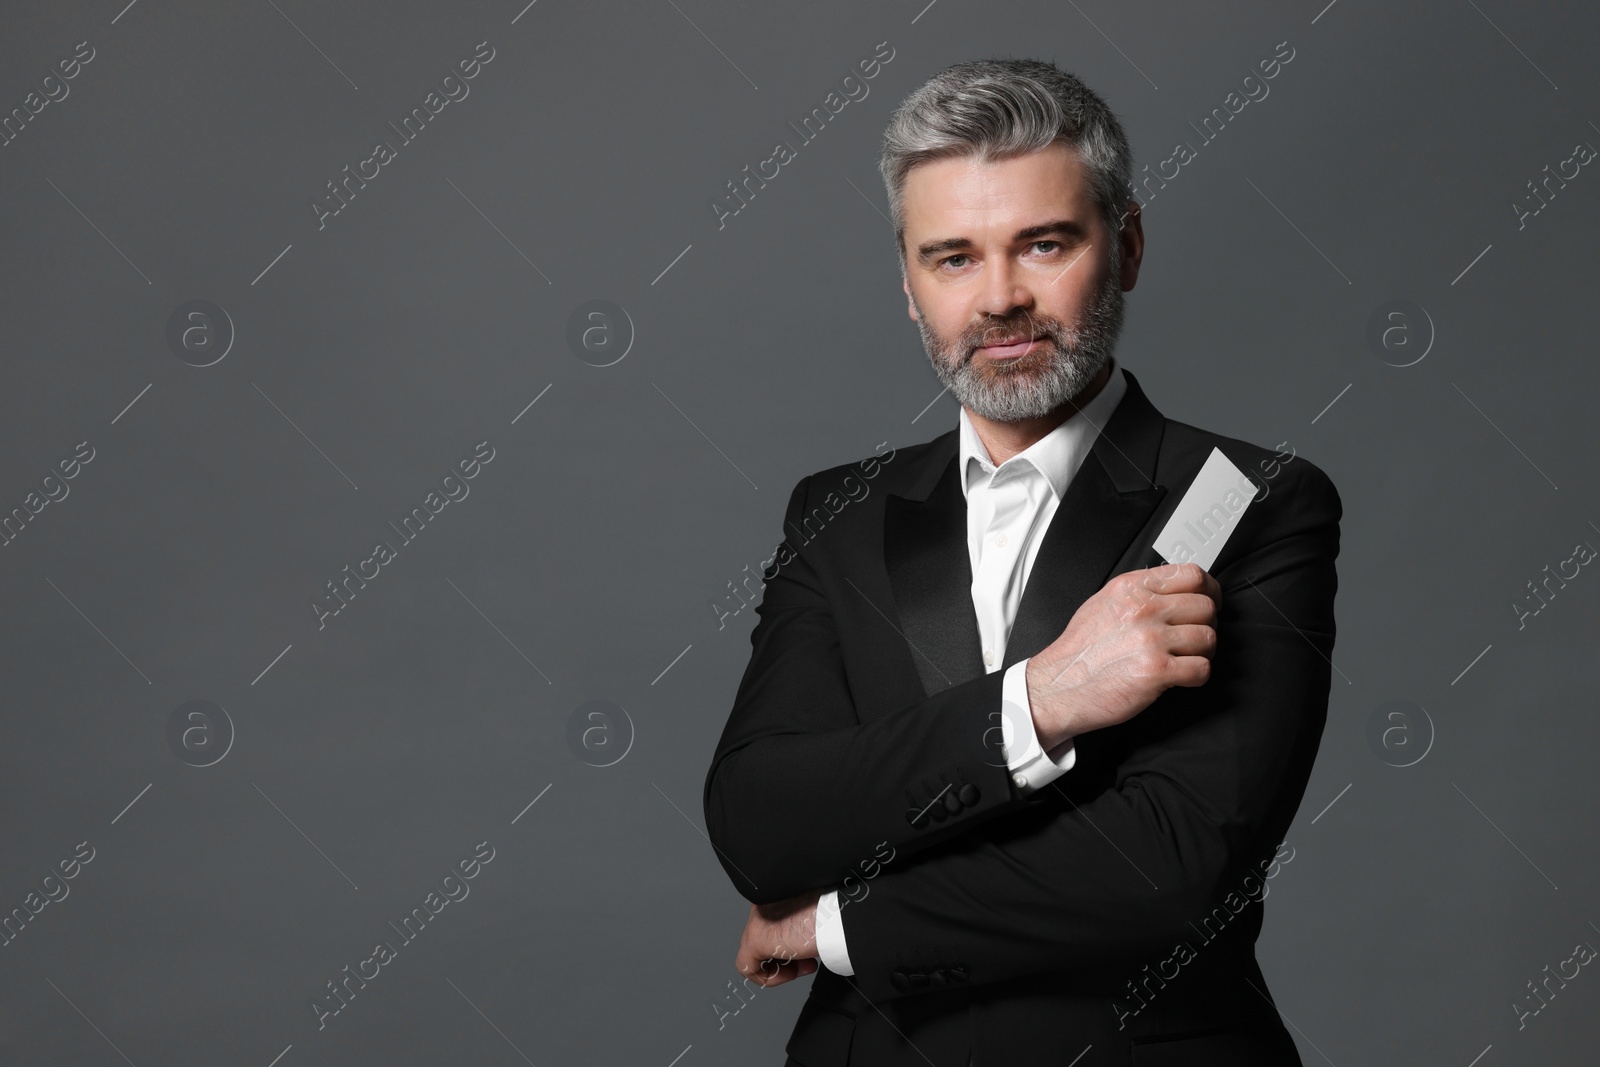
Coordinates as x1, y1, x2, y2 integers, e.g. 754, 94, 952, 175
958, 783, 979, 806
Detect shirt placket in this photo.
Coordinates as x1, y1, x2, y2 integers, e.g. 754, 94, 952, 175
972, 465, 1036, 671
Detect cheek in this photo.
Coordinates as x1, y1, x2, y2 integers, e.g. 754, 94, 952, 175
918, 292, 970, 335
1046, 269, 1110, 321
933, 311, 975, 348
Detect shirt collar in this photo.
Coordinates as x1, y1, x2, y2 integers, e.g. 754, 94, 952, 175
958, 357, 1129, 502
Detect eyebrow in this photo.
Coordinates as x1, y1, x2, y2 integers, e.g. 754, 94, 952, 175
915, 218, 1088, 265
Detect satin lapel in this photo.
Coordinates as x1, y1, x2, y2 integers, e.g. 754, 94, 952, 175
882, 437, 985, 698
1002, 369, 1170, 670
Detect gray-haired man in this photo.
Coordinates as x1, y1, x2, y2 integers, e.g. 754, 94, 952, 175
705, 57, 1337, 1067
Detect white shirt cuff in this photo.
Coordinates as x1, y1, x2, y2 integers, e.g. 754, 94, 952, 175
1001, 657, 1076, 795
814, 889, 853, 975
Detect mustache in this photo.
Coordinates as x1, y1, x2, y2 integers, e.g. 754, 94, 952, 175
961, 313, 1066, 361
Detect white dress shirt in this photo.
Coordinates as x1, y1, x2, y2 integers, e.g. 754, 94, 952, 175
814, 358, 1130, 976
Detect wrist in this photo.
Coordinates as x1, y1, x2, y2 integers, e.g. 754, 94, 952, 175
1025, 658, 1076, 750
792, 901, 819, 959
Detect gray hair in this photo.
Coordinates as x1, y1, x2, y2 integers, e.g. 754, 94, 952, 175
878, 58, 1133, 269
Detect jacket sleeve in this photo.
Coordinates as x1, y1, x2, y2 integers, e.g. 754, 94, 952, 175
702, 473, 1043, 906
832, 462, 1342, 1002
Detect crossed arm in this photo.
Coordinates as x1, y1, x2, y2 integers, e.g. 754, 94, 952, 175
702, 475, 1054, 906
703, 465, 1341, 1003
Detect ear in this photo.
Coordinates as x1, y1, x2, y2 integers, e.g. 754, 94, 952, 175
1117, 200, 1145, 292
902, 274, 919, 323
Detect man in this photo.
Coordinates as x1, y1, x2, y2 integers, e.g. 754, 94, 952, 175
702, 57, 1339, 1066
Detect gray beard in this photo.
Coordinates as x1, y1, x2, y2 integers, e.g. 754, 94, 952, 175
915, 268, 1126, 423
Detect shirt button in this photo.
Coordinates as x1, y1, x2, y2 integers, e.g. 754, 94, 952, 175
982, 649, 994, 666
994, 532, 1008, 547
1013, 773, 1028, 788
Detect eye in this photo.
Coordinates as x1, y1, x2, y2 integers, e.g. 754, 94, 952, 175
939, 254, 971, 269
1031, 240, 1061, 254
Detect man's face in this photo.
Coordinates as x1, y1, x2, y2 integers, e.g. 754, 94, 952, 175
900, 141, 1142, 423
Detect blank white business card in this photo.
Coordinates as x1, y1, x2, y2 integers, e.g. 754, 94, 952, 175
1151, 447, 1261, 571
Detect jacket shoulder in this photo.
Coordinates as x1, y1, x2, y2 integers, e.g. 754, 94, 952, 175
787, 430, 951, 509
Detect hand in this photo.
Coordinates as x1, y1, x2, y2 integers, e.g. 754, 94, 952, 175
1025, 561, 1221, 750
734, 889, 821, 988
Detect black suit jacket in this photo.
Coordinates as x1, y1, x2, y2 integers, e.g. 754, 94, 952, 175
703, 368, 1340, 1066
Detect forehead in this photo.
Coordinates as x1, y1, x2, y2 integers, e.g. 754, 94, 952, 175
900, 142, 1095, 234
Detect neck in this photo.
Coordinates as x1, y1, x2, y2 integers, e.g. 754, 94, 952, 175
967, 360, 1114, 467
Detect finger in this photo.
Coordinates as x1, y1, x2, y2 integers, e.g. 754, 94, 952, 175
1159, 591, 1221, 626
1162, 623, 1217, 658
1166, 652, 1214, 687
771, 958, 816, 983
752, 967, 790, 988
737, 945, 786, 984
738, 956, 781, 987
1136, 562, 1207, 595
753, 958, 807, 987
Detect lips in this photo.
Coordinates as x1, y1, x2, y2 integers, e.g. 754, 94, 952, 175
976, 334, 1046, 358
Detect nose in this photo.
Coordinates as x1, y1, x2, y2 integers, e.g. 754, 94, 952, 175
973, 254, 1033, 322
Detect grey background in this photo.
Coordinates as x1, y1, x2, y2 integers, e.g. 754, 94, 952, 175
0, 0, 1596, 1063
